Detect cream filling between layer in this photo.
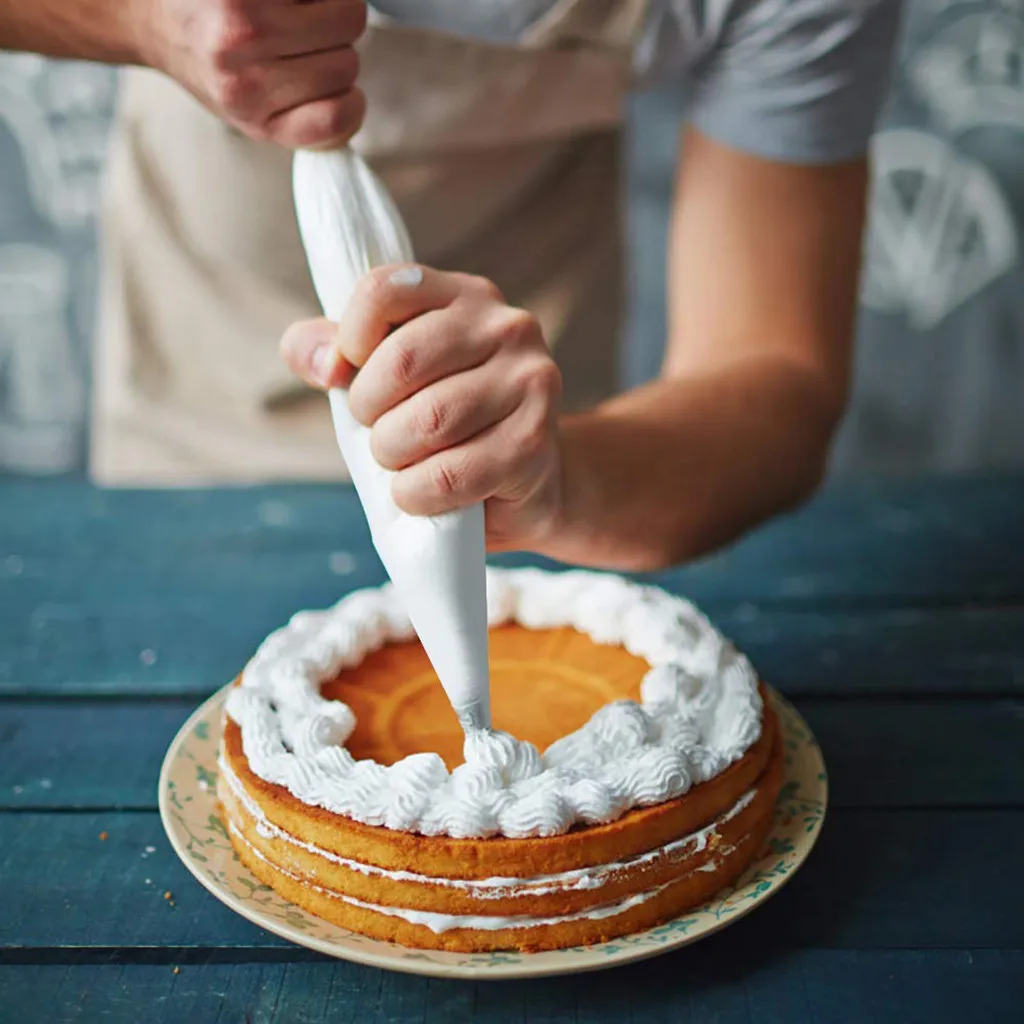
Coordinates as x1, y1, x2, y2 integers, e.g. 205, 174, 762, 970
218, 752, 756, 899
228, 820, 746, 935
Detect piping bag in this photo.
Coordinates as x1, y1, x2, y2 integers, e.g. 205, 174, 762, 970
293, 148, 491, 734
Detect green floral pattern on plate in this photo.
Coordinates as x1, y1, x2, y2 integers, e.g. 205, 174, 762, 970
159, 686, 827, 979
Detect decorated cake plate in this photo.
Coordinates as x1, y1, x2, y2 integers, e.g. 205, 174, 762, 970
160, 683, 826, 980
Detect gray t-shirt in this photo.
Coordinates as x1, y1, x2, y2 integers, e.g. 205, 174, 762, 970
373, 0, 901, 163
0, 2, 906, 477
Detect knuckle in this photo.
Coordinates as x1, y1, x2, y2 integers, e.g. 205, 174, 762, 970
347, 0, 370, 40
211, 68, 255, 116
496, 307, 538, 349
355, 266, 392, 309
208, 7, 259, 73
387, 337, 420, 390
431, 456, 464, 500
513, 362, 559, 452
526, 358, 562, 405
301, 98, 351, 146
283, 90, 365, 149
472, 275, 506, 304
515, 404, 550, 455
413, 397, 449, 442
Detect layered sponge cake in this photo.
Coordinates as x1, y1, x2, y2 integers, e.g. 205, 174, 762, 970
219, 569, 783, 952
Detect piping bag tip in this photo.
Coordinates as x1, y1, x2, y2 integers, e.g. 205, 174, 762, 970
374, 499, 493, 736
295, 148, 492, 737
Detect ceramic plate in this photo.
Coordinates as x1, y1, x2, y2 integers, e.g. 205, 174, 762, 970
160, 684, 826, 979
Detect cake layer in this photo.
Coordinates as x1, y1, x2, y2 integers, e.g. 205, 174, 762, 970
219, 569, 779, 952
219, 725, 783, 920
326, 624, 652, 769
222, 734, 783, 952
226, 569, 765, 839
219, 698, 778, 881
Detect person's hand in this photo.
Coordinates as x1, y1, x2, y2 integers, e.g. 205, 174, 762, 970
137, 0, 367, 148
280, 266, 564, 550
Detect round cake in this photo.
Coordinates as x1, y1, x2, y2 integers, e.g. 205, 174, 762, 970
219, 569, 783, 952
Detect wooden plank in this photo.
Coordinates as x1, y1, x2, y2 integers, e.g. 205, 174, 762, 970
0, 701, 185, 810
1, 810, 1021, 951
0, 952, 1021, 1024
4, 603, 1024, 698
3, 477, 1024, 611
3, 699, 1022, 811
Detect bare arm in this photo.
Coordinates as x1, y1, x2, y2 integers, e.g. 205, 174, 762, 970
279, 131, 869, 571
538, 129, 868, 571
0, 0, 142, 62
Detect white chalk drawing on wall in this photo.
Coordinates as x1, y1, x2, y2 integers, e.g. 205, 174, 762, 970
917, 0, 1024, 17
861, 129, 1018, 329
910, 6, 1024, 134
0, 54, 117, 231
0, 244, 84, 473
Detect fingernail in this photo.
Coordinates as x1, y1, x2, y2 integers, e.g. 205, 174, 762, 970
311, 344, 339, 386
389, 265, 423, 288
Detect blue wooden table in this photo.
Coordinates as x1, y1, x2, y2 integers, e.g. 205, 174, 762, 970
2, 477, 1022, 1022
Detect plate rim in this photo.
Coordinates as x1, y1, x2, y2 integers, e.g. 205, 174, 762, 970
159, 683, 827, 980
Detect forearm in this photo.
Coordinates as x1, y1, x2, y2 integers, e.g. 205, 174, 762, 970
538, 357, 841, 572
0, 0, 142, 64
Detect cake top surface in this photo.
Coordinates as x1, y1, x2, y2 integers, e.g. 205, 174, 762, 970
225, 568, 763, 840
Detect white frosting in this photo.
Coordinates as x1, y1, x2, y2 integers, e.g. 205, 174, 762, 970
226, 568, 762, 839
219, 751, 756, 898
292, 148, 490, 730
230, 820, 747, 935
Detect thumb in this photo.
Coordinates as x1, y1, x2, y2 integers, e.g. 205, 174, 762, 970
280, 318, 356, 390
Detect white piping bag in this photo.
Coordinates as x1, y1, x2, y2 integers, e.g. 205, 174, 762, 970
293, 148, 491, 733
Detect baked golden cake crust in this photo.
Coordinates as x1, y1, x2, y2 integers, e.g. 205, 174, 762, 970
219, 618, 782, 952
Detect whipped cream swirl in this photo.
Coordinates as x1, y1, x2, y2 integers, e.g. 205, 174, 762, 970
226, 569, 762, 839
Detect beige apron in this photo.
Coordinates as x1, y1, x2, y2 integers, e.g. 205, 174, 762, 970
91, 0, 648, 485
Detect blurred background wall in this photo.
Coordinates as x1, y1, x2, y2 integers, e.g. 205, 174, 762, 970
1, 0, 1022, 479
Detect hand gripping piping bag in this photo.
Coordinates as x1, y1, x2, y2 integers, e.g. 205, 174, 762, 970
293, 148, 491, 733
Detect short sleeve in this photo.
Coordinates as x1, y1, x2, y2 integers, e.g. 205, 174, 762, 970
687, 0, 903, 165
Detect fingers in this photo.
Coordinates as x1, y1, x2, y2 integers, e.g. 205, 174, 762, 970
336, 265, 469, 370
265, 84, 366, 149
277, 266, 563, 530
278, 265, 473, 393
255, 1, 368, 60
390, 360, 561, 516
369, 359, 521, 470
280, 318, 357, 389
258, 46, 359, 116
390, 412, 552, 517
201, 2, 367, 148
347, 305, 499, 425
